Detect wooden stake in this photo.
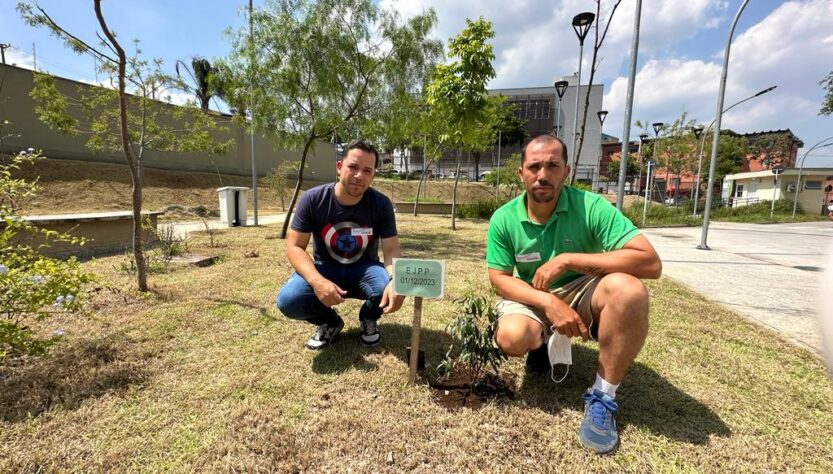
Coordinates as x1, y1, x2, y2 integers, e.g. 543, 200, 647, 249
408, 297, 423, 384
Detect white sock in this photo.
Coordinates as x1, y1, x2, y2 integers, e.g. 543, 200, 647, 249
592, 373, 619, 399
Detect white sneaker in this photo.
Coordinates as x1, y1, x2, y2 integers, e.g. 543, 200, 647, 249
305, 318, 344, 350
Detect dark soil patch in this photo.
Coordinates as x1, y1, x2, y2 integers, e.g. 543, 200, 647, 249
429, 371, 516, 411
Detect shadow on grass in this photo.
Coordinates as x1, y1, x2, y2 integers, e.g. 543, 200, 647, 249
311, 322, 452, 376
518, 344, 730, 445
0, 336, 152, 423
399, 232, 485, 262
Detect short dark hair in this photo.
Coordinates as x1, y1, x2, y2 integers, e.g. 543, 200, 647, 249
521, 134, 568, 165
344, 139, 379, 169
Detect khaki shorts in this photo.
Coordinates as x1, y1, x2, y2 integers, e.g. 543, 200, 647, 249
496, 274, 601, 340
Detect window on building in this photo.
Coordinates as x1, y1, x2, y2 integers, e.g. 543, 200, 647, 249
805, 180, 823, 190
734, 184, 744, 198
541, 99, 550, 119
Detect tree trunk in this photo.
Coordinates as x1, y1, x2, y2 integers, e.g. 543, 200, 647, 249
413, 156, 436, 217
280, 134, 315, 239
474, 151, 481, 181
95, 0, 146, 291
451, 151, 461, 231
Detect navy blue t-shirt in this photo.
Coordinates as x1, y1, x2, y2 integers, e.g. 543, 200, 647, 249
291, 183, 397, 265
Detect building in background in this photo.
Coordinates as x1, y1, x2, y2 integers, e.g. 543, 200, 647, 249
402, 75, 605, 183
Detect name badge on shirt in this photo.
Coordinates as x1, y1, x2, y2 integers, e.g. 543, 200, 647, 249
351, 227, 373, 236
516, 252, 541, 263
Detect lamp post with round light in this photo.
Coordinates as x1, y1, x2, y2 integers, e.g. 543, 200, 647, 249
554, 80, 568, 139
569, 12, 595, 182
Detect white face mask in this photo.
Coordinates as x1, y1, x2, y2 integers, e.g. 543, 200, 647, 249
547, 331, 572, 383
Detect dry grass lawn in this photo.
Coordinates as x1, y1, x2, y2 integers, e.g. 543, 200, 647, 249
17, 157, 508, 216
1, 215, 832, 472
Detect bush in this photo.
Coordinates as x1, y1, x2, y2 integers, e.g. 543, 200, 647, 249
437, 291, 506, 387
1, 150, 94, 359
455, 198, 507, 219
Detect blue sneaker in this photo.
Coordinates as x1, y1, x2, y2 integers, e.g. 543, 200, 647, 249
579, 389, 620, 454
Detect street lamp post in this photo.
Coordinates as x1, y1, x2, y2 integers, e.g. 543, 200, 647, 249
642, 157, 655, 227
597, 110, 608, 192
690, 126, 704, 216
651, 122, 664, 202
615, 0, 643, 210
692, 86, 777, 218
569, 12, 595, 182
637, 133, 648, 194
554, 80, 568, 139
791, 138, 833, 217
699, 0, 751, 250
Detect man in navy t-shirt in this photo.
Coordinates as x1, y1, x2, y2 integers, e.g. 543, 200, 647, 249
276, 139, 405, 349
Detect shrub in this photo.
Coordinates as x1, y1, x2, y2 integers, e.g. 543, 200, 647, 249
437, 291, 506, 388
455, 198, 506, 219
1, 150, 94, 359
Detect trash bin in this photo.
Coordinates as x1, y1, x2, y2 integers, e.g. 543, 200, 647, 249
216, 186, 249, 227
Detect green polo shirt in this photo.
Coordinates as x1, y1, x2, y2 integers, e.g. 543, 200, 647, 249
486, 186, 640, 288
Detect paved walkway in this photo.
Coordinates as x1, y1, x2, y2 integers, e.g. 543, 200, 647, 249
642, 221, 833, 354
167, 213, 287, 239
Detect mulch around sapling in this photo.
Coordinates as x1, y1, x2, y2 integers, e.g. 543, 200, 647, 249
429, 370, 516, 410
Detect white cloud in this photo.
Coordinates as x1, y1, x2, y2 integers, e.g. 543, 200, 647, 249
5, 48, 35, 70
603, 0, 833, 161
379, 0, 725, 88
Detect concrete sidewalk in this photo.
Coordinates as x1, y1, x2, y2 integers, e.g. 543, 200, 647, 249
642, 221, 833, 354
166, 213, 287, 238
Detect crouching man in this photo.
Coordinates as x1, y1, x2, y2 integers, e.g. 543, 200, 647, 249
277, 139, 405, 350
486, 135, 662, 454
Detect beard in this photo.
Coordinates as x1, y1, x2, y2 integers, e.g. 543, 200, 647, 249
529, 184, 556, 203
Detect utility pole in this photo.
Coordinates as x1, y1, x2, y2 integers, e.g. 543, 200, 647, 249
32, 42, 36, 70
0, 43, 10, 64
249, 0, 259, 226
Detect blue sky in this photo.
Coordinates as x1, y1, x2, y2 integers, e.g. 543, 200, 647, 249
2, 0, 832, 166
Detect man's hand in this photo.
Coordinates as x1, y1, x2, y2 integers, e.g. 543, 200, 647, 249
380, 282, 405, 314
532, 256, 568, 291
542, 293, 589, 341
312, 277, 347, 307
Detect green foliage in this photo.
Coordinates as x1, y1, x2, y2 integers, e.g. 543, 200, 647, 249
437, 291, 506, 387
484, 152, 521, 184
0, 151, 94, 360
709, 132, 748, 184
219, 0, 441, 152
571, 181, 593, 192
262, 160, 306, 210
605, 157, 641, 179
493, 98, 528, 149
425, 17, 496, 150
820, 70, 833, 116
455, 198, 506, 219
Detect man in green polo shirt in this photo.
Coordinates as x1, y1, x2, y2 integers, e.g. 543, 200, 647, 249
486, 134, 662, 455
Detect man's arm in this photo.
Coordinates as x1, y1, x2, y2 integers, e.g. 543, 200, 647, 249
531, 234, 662, 291
488, 268, 589, 340
379, 235, 405, 313
286, 229, 346, 306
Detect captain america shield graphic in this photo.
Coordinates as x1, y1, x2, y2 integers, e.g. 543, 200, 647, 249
322, 222, 371, 264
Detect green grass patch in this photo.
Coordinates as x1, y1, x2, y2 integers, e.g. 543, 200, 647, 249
623, 198, 828, 227
1, 215, 831, 472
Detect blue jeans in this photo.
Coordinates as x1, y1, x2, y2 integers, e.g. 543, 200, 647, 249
276, 261, 389, 326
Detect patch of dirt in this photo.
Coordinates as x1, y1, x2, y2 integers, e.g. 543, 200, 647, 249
430, 371, 516, 411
